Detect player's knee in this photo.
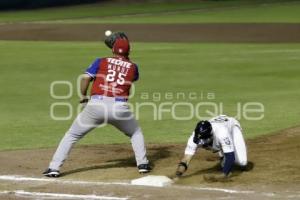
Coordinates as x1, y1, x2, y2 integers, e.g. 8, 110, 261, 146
234, 154, 247, 167
132, 127, 142, 136
126, 127, 142, 138
66, 128, 85, 140
238, 159, 247, 167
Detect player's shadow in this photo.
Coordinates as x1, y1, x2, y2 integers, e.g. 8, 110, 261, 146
60, 146, 172, 177
181, 161, 254, 179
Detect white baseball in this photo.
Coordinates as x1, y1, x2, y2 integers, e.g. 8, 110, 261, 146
105, 30, 112, 37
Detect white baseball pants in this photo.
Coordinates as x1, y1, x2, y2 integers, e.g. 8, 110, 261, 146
49, 96, 149, 170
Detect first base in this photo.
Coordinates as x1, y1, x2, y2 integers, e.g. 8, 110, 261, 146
131, 175, 173, 187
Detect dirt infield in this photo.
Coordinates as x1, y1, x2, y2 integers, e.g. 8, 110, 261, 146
1, 23, 300, 42
0, 126, 299, 199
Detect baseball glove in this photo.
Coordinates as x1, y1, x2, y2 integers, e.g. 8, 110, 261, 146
104, 32, 128, 49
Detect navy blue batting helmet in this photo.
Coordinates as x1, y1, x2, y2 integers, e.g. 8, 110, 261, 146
193, 120, 212, 144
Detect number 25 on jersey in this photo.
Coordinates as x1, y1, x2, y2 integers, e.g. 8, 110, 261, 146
106, 69, 126, 85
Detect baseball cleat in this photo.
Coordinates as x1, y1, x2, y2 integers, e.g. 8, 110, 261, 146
138, 164, 152, 174
43, 168, 60, 177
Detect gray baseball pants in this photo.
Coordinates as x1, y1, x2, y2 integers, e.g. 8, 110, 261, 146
49, 96, 149, 170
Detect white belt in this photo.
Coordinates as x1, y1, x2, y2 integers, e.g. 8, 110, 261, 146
91, 95, 128, 102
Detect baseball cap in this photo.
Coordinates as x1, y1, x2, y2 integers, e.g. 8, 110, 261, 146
113, 38, 130, 55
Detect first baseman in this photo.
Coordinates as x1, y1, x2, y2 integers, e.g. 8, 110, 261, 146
43, 32, 151, 177
175, 115, 247, 181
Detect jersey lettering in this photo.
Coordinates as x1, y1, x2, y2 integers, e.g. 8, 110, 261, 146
90, 57, 136, 97
223, 137, 231, 145
211, 115, 229, 123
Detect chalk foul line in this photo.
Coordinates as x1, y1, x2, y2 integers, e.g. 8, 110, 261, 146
0, 175, 131, 186
0, 190, 128, 200
0, 174, 277, 197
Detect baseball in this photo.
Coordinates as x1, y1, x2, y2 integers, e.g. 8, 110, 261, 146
105, 30, 112, 37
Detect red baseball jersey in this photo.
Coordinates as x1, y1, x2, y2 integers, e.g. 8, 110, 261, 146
85, 56, 139, 97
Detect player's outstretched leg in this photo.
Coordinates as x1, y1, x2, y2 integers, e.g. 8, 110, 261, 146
232, 125, 248, 167
44, 103, 104, 177
109, 106, 151, 174
131, 127, 151, 173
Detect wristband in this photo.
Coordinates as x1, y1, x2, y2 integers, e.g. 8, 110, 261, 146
178, 161, 188, 171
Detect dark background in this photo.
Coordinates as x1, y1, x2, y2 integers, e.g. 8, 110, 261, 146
1, 0, 289, 10
0, 0, 105, 10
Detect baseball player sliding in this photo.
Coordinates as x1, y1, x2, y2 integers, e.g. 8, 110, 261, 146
43, 32, 151, 177
175, 115, 247, 181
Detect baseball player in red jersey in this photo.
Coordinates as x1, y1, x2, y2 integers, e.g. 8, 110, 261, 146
43, 37, 151, 177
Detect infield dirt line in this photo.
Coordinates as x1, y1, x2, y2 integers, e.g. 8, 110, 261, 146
0, 23, 300, 42
0, 174, 274, 197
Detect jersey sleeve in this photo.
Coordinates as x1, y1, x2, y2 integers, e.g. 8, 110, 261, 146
85, 58, 101, 78
184, 132, 199, 155
133, 64, 139, 82
216, 129, 234, 153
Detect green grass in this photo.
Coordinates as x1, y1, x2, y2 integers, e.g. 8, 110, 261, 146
0, 41, 300, 150
55, 2, 300, 24
0, 0, 299, 23
96, 2, 300, 23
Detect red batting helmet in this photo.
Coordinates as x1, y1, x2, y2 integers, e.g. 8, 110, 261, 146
112, 38, 130, 55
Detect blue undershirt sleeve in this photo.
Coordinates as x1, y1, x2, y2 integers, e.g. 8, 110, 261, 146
133, 64, 139, 82
85, 58, 101, 78
222, 152, 235, 175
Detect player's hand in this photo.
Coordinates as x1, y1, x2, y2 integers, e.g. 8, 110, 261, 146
203, 173, 232, 182
79, 98, 89, 109
170, 161, 188, 182
169, 173, 180, 182
172, 176, 180, 182
79, 98, 89, 104
175, 162, 188, 177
